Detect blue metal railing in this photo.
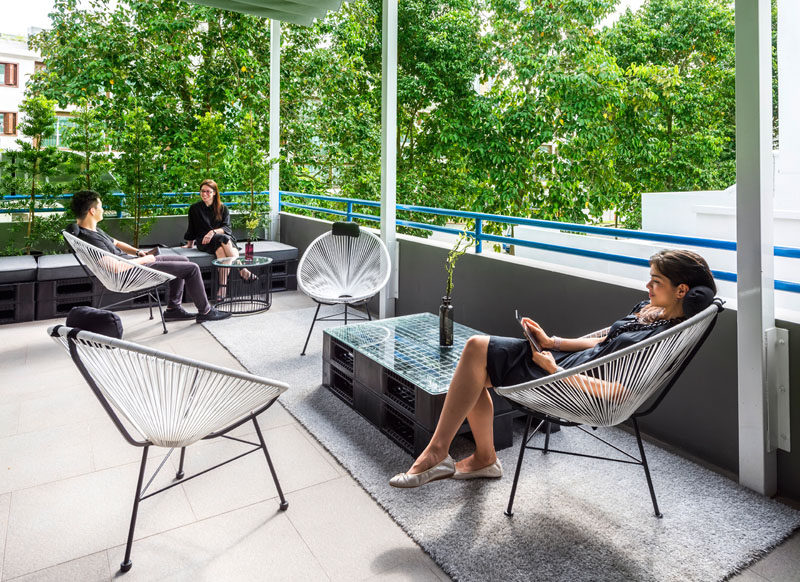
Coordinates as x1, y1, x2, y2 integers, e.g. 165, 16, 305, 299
278, 191, 800, 294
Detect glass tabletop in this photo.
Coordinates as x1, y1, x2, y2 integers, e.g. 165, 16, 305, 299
211, 256, 273, 267
325, 313, 483, 395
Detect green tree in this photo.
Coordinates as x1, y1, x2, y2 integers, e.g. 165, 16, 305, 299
114, 106, 164, 246
185, 110, 227, 187
603, 0, 736, 199
462, 0, 627, 228
1, 95, 64, 250
229, 111, 270, 238
61, 98, 114, 197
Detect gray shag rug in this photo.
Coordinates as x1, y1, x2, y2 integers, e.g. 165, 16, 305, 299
204, 307, 800, 582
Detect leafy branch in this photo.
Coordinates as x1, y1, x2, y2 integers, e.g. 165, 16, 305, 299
444, 233, 475, 298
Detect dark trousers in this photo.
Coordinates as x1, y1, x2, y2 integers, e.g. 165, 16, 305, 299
151, 255, 210, 314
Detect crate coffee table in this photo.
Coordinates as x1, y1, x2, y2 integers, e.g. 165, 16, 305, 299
322, 313, 520, 456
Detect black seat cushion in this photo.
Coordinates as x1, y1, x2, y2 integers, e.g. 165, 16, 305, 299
66, 306, 124, 339
332, 222, 360, 237
683, 286, 715, 318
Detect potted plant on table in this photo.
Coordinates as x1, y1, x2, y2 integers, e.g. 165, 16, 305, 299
440, 233, 475, 347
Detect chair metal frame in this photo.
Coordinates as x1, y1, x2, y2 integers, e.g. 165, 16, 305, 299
497, 301, 723, 518
297, 226, 391, 355
62, 231, 176, 333
49, 325, 291, 573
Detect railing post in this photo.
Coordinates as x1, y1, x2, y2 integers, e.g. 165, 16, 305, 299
347, 202, 353, 222
475, 219, 483, 254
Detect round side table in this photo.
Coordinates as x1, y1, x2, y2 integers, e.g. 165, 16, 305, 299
212, 256, 273, 315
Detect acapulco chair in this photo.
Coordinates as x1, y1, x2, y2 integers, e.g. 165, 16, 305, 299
297, 222, 391, 355
497, 299, 723, 519
63, 230, 175, 333
49, 324, 290, 573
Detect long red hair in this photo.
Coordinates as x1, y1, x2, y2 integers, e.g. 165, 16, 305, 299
200, 179, 223, 221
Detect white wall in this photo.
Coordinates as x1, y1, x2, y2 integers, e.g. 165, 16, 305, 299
0, 34, 40, 152
513, 184, 800, 318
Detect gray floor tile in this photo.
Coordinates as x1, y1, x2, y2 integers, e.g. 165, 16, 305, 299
297, 423, 347, 477
87, 417, 168, 472
729, 568, 770, 582
105, 500, 329, 581
3, 457, 194, 579
747, 531, 800, 582
179, 423, 339, 521
361, 554, 446, 582
0, 402, 20, 438
285, 478, 434, 582
0, 493, 10, 579
5, 551, 110, 582
18, 387, 107, 435
0, 423, 93, 494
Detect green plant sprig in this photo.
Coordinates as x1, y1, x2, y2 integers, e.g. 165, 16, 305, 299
445, 233, 475, 298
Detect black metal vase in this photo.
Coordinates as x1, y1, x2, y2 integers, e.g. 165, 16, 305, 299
439, 296, 454, 347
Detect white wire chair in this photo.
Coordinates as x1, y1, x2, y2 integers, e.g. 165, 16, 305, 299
496, 300, 723, 518
49, 324, 290, 573
62, 230, 176, 333
297, 222, 392, 355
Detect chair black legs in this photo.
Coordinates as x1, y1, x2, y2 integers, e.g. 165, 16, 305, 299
505, 414, 663, 519
152, 289, 167, 334
632, 417, 662, 518
301, 302, 323, 356
505, 415, 534, 517
121, 445, 149, 573
301, 300, 374, 355
252, 417, 289, 511
176, 447, 186, 480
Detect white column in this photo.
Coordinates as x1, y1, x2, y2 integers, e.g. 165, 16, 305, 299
735, 0, 776, 495
379, 0, 398, 319
776, 0, 800, 208
268, 19, 281, 241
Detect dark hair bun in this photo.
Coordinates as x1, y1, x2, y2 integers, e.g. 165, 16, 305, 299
683, 286, 715, 318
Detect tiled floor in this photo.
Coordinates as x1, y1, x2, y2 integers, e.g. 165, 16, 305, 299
0, 292, 797, 581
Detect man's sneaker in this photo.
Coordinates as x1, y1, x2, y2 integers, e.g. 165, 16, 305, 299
163, 307, 196, 321
196, 307, 232, 322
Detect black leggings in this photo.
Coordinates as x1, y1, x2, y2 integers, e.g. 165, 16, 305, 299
151, 255, 210, 313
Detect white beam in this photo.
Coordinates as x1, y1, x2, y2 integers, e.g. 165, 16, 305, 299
379, 0, 398, 318
269, 19, 281, 241
735, 0, 776, 495
776, 0, 800, 205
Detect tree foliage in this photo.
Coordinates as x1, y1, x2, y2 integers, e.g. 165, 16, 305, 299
15, 0, 739, 238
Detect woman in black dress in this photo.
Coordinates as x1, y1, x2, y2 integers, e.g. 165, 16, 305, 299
184, 179, 251, 298
389, 249, 716, 488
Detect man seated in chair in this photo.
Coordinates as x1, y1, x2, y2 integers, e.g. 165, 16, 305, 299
70, 190, 231, 323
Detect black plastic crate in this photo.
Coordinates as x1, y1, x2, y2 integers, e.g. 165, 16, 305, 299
331, 339, 354, 372
386, 370, 415, 413
99, 286, 169, 312
36, 294, 95, 321
382, 405, 415, 453
327, 367, 354, 406
0, 282, 35, 324
37, 277, 98, 304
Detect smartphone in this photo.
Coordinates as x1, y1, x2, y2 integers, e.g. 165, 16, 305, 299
144, 247, 160, 256
515, 309, 542, 352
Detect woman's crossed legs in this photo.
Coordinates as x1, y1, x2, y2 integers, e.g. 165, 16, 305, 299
407, 335, 498, 475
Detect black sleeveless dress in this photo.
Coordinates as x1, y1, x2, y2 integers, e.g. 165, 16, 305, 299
486, 301, 682, 388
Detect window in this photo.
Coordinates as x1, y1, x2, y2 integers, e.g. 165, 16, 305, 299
0, 63, 19, 87
43, 115, 76, 148
0, 112, 17, 136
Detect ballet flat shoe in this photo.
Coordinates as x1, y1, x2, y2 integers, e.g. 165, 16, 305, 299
452, 459, 503, 480
389, 455, 455, 488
